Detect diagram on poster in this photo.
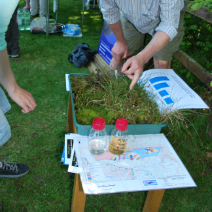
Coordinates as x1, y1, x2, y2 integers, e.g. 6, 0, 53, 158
138, 69, 209, 112
74, 134, 196, 194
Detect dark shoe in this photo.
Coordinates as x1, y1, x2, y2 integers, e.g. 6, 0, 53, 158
89, 0, 98, 4
0, 157, 30, 178
31, 13, 39, 18
43, 15, 53, 19
10, 54, 19, 58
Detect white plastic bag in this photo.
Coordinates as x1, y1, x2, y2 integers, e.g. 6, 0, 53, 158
30, 17, 46, 32
43, 19, 56, 33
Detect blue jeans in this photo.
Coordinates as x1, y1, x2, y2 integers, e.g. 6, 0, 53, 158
0, 88, 11, 146
6, 7, 20, 56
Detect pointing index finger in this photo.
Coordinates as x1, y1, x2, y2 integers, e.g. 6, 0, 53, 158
129, 70, 142, 90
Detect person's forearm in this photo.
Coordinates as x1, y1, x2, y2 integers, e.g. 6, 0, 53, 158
138, 31, 170, 63
0, 48, 17, 93
109, 20, 126, 44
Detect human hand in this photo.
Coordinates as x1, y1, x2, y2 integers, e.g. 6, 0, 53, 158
8, 84, 37, 113
111, 41, 128, 61
121, 55, 145, 90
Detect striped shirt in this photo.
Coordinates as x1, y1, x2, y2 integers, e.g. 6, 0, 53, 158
101, 0, 184, 41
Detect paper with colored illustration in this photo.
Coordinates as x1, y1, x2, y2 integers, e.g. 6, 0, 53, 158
73, 134, 196, 194
138, 69, 209, 113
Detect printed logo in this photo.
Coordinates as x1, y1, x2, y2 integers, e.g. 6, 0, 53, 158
143, 180, 158, 186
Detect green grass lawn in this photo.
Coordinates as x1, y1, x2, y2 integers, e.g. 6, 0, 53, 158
0, 0, 212, 211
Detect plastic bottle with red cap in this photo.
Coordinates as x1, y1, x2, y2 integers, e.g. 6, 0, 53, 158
89, 118, 107, 155
109, 118, 128, 155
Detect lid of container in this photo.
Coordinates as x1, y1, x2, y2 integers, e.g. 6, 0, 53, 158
115, 118, 128, 131
92, 118, 105, 131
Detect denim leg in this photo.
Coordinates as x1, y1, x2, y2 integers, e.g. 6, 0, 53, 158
0, 88, 11, 146
39, 0, 46, 17
5, 7, 20, 55
30, 0, 39, 16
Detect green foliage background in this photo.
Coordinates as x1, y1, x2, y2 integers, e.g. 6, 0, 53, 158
176, 0, 212, 88
188, 0, 212, 11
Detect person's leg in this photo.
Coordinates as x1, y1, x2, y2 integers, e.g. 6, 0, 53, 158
39, 0, 46, 17
0, 87, 11, 147
153, 8, 185, 69
5, 7, 20, 57
30, 0, 38, 16
23, 0, 30, 10
5, 24, 11, 56
0, 87, 30, 178
154, 60, 171, 69
110, 13, 145, 71
26, 0, 30, 8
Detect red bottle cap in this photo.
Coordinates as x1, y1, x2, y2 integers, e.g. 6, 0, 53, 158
115, 118, 128, 131
92, 118, 105, 131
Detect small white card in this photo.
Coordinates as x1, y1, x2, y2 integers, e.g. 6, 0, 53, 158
65, 74, 70, 91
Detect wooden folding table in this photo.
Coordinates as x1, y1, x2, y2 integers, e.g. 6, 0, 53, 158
66, 94, 165, 212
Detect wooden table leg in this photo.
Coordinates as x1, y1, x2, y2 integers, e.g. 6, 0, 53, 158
67, 93, 74, 133
71, 174, 87, 212
207, 112, 212, 138
67, 92, 86, 211
142, 190, 165, 212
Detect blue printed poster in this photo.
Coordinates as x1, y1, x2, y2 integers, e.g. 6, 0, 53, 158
98, 21, 116, 65
137, 69, 209, 112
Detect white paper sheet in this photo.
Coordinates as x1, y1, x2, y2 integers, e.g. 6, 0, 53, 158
138, 69, 209, 113
73, 134, 196, 195
68, 149, 80, 174
64, 134, 74, 165
65, 134, 84, 173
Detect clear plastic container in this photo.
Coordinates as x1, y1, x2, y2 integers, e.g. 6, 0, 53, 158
17, 9, 24, 31
109, 118, 128, 155
89, 118, 107, 155
23, 10, 30, 31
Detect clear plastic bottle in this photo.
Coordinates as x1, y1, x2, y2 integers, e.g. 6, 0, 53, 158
17, 9, 24, 31
109, 118, 128, 155
89, 118, 107, 155
24, 10, 31, 31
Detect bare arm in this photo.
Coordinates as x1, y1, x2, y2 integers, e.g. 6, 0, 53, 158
109, 20, 126, 44
0, 48, 37, 113
122, 31, 170, 90
0, 48, 17, 93
137, 31, 170, 64
108, 20, 128, 61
